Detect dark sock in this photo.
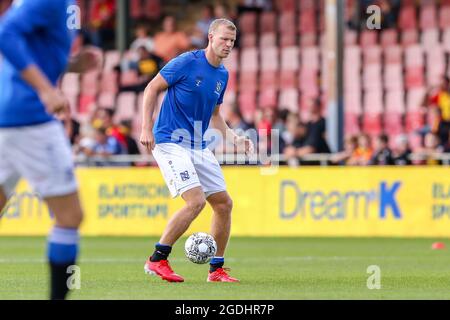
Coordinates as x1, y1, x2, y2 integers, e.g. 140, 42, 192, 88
209, 257, 225, 272
47, 227, 79, 300
49, 262, 75, 300
150, 243, 172, 262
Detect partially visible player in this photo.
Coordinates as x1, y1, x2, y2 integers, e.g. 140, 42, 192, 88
0, 0, 100, 299
140, 19, 253, 283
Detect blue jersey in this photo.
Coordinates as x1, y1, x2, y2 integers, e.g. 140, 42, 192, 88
0, 0, 75, 127
154, 50, 228, 149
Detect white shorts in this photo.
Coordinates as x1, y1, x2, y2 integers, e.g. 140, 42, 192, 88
0, 121, 78, 198
152, 143, 226, 198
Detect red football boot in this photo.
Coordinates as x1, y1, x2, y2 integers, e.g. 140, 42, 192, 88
144, 259, 184, 283
207, 267, 240, 282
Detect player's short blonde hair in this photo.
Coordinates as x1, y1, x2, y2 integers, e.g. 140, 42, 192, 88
208, 18, 237, 35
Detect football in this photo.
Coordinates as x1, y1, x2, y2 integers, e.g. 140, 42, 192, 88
184, 232, 217, 264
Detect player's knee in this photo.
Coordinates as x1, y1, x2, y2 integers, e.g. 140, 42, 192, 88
215, 197, 233, 215
186, 198, 206, 216
57, 206, 84, 229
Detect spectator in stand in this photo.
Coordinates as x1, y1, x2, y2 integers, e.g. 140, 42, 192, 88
191, 5, 215, 48
56, 111, 81, 146
419, 132, 443, 165
348, 134, 373, 165
272, 109, 290, 153
153, 15, 191, 62
392, 134, 412, 165
85, 127, 126, 166
119, 46, 164, 93
424, 76, 450, 123
237, 0, 272, 13
426, 107, 450, 147
294, 99, 331, 160
369, 134, 394, 165
87, 0, 116, 49
130, 24, 155, 54
330, 135, 359, 165
119, 120, 140, 156
93, 108, 128, 152
283, 117, 308, 166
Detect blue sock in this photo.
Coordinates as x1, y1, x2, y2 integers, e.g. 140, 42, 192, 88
210, 256, 224, 272
47, 226, 79, 300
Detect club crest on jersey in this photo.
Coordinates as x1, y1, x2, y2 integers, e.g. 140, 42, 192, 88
195, 76, 203, 87
215, 81, 222, 95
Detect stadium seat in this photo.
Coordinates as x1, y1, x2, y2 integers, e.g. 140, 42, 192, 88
442, 29, 450, 52
61, 73, 80, 96
100, 71, 118, 94
301, 46, 320, 70
405, 66, 425, 89
277, 0, 297, 12
114, 92, 137, 123
120, 70, 139, 87
344, 113, 360, 135
78, 94, 96, 115
299, 69, 319, 98
129, 0, 142, 19
80, 71, 99, 96
281, 46, 299, 71
426, 45, 445, 87
401, 29, 419, 46
345, 30, 358, 45
439, 5, 450, 29
380, 29, 398, 47
143, 0, 161, 20
362, 64, 382, 91
405, 45, 424, 67
345, 92, 362, 114
408, 133, 423, 151
405, 111, 425, 132
278, 89, 299, 112
103, 50, 121, 72
222, 49, 238, 72
420, 29, 439, 48
363, 90, 384, 114
385, 90, 405, 113
399, 5, 417, 30
299, 0, 315, 11
227, 71, 237, 92
260, 47, 279, 71
241, 34, 257, 48
260, 71, 278, 91
406, 88, 426, 111
383, 113, 404, 136
279, 12, 296, 34
239, 72, 258, 92
239, 12, 257, 34
362, 113, 383, 135
260, 11, 276, 34
384, 45, 402, 64
280, 33, 297, 47
363, 46, 382, 65
259, 89, 278, 109
300, 33, 317, 47
97, 92, 116, 108
238, 91, 257, 120
299, 9, 316, 34
419, 3, 437, 30
259, 33, 277, 48
360, 30, 378, 47
384, 64, 404, 91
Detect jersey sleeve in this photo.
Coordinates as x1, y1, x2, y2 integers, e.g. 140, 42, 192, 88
217, 72, 229, 106
0, 0, 57, 71
159, 52, 193, 86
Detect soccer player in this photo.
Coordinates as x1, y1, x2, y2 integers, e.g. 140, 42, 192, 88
0, 0, 99, 299
140, 18, 253, 283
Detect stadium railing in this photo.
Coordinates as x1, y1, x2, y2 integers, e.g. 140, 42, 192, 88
74, 153, 450, 166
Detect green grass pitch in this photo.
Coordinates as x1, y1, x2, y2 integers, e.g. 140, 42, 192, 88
1, 236, 450, 300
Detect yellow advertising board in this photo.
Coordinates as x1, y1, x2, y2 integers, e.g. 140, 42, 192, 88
1, 167, 449, 237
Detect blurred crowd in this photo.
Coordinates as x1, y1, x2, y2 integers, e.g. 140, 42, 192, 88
1, 0, 449, 166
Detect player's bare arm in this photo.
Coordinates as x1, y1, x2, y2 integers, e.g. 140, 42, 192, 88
21, 65, 68, 115
211, 106, 254, 155
67, 46, 103, 73
140, 73, 169, 151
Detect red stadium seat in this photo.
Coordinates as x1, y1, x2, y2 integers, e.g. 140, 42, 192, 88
419, 3, 437, 30
439, 6, 450, 29
360, 30, 378, 47
385, 90, 405, 114
238, 91, 257, 120
281, 46, 299, 71
299, 9, 316, 33
278, 12, 296, 34
345, 93, 362, 115
279, 89, 299, 112
241, 34, 257, 48
260, 47, 279, 71
406, 88, 426, 111
114, 92, 137, 123
344, 113, 360, 135
363, 90, 384, 114
384, 64, 404, 91
61, 73, 80, 96
239, 12, 257, 34
384, 113, 404, 136
442, 29, 450, 53
299, 69, 319, 98
129, 0, 142, 19
259, 89, 278, 109
222, 49, 238, 72
301, 46, 320, 70
260, 12, 276, 34
362, 113, 383, 135
277, 0, 297, 12
380, 29, 398, 47
227, 71, 237, 92
79, 94, 96, 115
80, 71, 99, 96
345, 30, 358, 45
363, 46, 382, 65
401, 29, 419, 46
100, 71, 118, 94
259, 33, 277, 48
405, 111, 425, 132
426, 45, 445, 87
239, 71, 258, 92
405, 66, 425, 89
362, 64, 382, 91
103, 50, 121, 72
300, 33, 317, 47
143, 0, 161, 20
384, 45, 402, 64
120, 70, 139, 87
240, 47, 258, 72
399, 5, 417, 30
280, 33, 297, 47
97, 92, 116, 108
260, 71, 278, 91
405, 45, 424, 67
421, 29, 439, 48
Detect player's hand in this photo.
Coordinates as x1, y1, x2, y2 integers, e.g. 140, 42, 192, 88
39, 88, 70, 116
140, 129, 155, 151
235, 136, 255, 156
